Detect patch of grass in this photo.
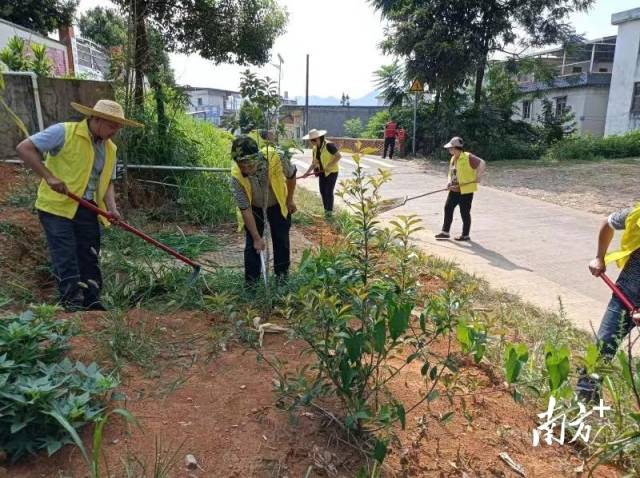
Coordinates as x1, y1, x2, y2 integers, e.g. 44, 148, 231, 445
292, 185, 326, 225
3, 178, 37, 208
97, 309, 161, 371
103, 225, 220, 261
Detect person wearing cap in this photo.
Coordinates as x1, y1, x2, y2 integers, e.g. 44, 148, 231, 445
302, 129, 341, 218
15, 99, 142, 311
230, 135, 297, 285
435, 136, 486, 242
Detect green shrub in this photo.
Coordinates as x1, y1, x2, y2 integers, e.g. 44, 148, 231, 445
363, 110, 390, 139
0, 308, 117, 461
343, 117, 365, 138
545, 130, 640, 161
271, 147, 480, 472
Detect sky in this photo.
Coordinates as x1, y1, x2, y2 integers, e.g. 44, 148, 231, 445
77, 0, 640, 99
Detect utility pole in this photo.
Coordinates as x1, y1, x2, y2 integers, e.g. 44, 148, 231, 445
272, 53, 284, 139
304, 54, 309, 136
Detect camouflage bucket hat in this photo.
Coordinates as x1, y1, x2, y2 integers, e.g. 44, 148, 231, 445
231, 136, 262, 163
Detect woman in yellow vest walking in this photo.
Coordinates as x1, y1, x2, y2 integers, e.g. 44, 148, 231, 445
15, 100, 142, 311
230, 136, 297, 285
577, 206, 640, 400
302, 129, 341, 218
435, 136, 486, 242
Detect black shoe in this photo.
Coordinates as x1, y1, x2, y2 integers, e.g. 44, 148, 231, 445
454, 235, 471, 242
84, 298, 107, 311
435, 232, 450, 240
576, 373, 602, 403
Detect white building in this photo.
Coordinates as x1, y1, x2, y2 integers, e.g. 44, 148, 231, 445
605, 7, 640, 136
513, 37, 615, 136
184, 87, 242, 126
513, 6, 640, 137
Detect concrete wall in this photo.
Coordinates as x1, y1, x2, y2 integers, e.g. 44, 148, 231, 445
605, 8, 640, 136
281, 105, 387, 138
515, 86, 610, 136
0, 74, 114, 159
0, 18, 69, 76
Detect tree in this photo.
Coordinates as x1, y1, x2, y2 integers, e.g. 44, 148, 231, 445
77, 7, 127, 50
343, 118, 364, 138
0, 0, 77, 35
112, 0, 288, 107
371, 0, 594, 107
340, 93, 350, 107
374, 61, 409, 108
238, 70, 281, 133
78, 6, 175, 140
537, 98, 576, 146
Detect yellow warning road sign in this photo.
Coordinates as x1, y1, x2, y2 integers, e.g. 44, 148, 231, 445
409, 79, 424, 92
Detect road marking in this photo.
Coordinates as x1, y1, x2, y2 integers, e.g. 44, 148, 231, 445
360, 156, 396, 168
341, 157, 369, 169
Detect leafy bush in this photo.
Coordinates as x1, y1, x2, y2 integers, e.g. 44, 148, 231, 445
271, 146, 484, 471
545, 129, 640, 161
363, 110, 390, 139
121, 93, 235, 224
343, 117, 365, 138
0, 37, 53, 76
0, 308, 117, 461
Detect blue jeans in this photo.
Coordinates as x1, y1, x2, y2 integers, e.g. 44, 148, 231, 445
38, 207, 102, 307
596, 253, 640, 359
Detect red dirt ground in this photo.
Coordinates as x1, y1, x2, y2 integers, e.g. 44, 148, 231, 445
0, 163, 622, 477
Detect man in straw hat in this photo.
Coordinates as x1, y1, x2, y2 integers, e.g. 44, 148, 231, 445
302, 128, 341, 218
16, 99, 142, 311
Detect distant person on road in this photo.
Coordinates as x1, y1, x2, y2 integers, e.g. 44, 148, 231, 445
15, 99, 142, 312
383, 119, 398, 159
302, 129, 341, 218
435, 136, 486, 242
397, 127, 407, 158
578, 205, 640, 400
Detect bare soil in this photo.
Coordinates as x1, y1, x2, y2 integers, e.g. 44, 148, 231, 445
420, 158, 640, 216
0, 163, 622, 477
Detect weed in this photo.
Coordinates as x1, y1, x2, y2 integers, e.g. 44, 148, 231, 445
97, 310, 161, 371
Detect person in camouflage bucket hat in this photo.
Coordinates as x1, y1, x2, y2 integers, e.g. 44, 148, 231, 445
229, 135, 298, 285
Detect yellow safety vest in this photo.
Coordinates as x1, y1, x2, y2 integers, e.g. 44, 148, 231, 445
448, 152, 478, 194
231, 147, 289, 231
35, 120, 116, 226
312, 141, 339, 176
605, 204, 640, 268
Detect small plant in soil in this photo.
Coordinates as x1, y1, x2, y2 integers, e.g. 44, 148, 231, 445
0, 307, 118, 461
270, 144, 486, 473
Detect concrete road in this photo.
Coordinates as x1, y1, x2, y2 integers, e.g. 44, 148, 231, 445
293, 150, 615, 333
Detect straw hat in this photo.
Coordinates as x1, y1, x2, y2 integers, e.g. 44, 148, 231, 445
302, 129, 327, 140
71, 99, 143, 128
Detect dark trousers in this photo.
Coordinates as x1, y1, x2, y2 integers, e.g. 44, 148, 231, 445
318, 172, 338, 212
38, 207, 102, 307
244, 205, 291, 283
442, 191, 474, 236
383, 137, 396, 159
596, 255, 640, 359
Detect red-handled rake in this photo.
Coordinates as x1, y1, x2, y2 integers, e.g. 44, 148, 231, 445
66, 191, 202, 282
378, 181, 477, 214
600, 272, 640, 325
